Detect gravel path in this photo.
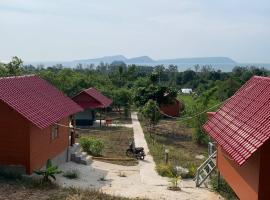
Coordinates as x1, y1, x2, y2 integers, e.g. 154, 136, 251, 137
56, 112, 221, 200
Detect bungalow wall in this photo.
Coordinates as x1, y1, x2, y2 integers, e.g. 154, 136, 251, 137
217, 145, 260, 200
29, 117, 69, 174
0, 100, 30, 172
0, 100, 70, 174
75, 109, 95, 126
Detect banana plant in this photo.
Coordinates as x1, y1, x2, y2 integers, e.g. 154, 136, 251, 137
34, 159, 62, 182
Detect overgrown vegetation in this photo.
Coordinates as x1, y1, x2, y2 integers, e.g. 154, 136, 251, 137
79, 137, 105, 156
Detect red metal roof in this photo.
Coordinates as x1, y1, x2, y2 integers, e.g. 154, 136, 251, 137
0, 75, 83, 129
203, 76, 270, 166
72, 88, 112, 109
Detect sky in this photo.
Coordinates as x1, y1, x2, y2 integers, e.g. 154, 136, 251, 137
0, 0, 269, 63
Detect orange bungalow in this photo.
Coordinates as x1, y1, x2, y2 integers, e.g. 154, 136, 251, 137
0, 75, 82, 174
203, 76, 270, 200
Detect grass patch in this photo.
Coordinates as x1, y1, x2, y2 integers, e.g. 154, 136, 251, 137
141, 117, 207, 179
77, 126, 137, 166
63, 170, 80, 179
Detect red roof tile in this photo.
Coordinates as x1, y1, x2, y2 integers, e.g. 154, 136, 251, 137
203, 76, 270, 165
0, 75, 83, 129
73, 88, 112, 109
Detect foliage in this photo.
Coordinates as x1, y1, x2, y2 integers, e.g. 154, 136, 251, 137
169, 175, 181, 189
34, 159, 62, 182
210, 172, 238, 200
187, 163, 197, 178
141, 99, 160, 126
133, 84, 177, 107
156, 164, 174, 177
5, 56, 23, 76
79, 137, 104, 156
63, 170, 80, 179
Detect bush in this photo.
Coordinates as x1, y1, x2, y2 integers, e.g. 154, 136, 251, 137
156, 164, 174, 177
187, 163, 196, 178
79, 137, 104, 156
63, 170, 79, 179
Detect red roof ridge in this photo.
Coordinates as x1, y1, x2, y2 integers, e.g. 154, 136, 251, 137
0, 74, 36, 80
253, 75, 270, 80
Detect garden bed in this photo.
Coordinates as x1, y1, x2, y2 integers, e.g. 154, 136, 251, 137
77, 126, 138, 166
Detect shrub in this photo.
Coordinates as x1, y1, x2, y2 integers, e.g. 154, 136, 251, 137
34, 159, 62, 182
63, 170, 79, 179
156, 164, 174, 177
187, 163, 197, 178
79, 137, 104, 156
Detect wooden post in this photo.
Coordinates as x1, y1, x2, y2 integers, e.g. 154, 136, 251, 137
165, 148, 169, 164
99, 109, 102, 127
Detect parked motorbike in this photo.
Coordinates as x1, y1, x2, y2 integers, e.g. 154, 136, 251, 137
126, 141, 145, 160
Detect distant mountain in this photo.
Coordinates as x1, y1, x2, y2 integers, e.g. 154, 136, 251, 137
126, 56, 155, 64
74, 55, 127, 64
25, 55, 241, 71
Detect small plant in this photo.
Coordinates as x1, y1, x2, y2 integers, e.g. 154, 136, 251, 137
63, 169, 79, 179
79, 137, 104, 156
168, 175, 181, 191
34, 159, 62, 182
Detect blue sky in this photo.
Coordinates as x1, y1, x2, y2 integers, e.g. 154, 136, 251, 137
0, 0, 269, 62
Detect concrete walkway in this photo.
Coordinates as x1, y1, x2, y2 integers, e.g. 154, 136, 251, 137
131, 112, 168, 186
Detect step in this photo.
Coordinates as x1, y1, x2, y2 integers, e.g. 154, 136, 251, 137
81, 155, 93, 165
69, 143, 81, 153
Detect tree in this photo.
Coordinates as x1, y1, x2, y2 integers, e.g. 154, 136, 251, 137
141, 99, 160, 126
5, 56, 23, 76
112, 88, 132, 118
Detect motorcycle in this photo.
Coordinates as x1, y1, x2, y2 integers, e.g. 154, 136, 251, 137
126, 140, 145, 160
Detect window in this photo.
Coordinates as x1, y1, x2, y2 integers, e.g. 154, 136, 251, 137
51, 124, 59, 141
